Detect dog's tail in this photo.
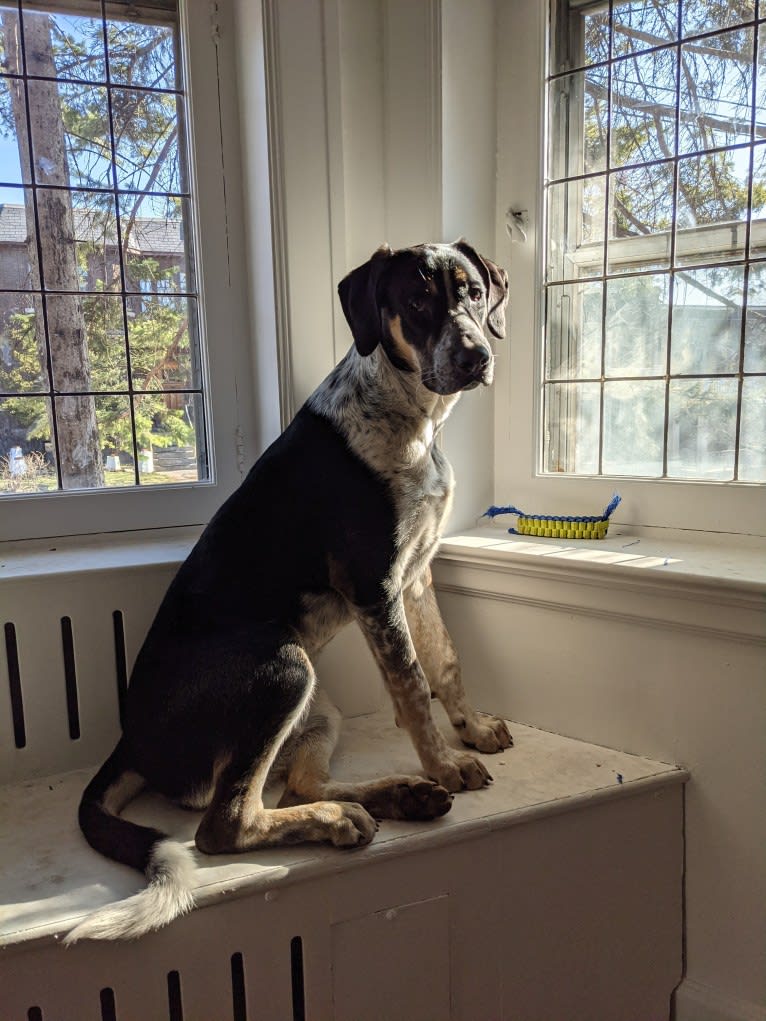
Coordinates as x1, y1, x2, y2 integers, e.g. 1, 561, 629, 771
64, 741, 196, 944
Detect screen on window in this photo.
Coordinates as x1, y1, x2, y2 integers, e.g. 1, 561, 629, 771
0, 0, 207, 495
544, 0, 765, 482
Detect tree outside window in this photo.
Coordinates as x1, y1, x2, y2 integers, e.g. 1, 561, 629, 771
0, 1, 206, 495
544, 0, 766, 483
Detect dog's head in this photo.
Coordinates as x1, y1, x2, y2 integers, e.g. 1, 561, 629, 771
338, 240, 509, 395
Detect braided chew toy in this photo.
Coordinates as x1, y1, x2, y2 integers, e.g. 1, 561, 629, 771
484, 494, 622, 540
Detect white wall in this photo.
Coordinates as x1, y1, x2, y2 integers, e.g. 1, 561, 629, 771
432, 550, 765, 1021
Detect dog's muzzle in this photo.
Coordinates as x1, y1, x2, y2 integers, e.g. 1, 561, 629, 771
454, 342, 493, 388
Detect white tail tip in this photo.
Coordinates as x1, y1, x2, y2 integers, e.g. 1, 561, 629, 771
63, 840, 196, 944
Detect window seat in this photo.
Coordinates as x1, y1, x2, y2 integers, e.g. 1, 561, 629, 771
0, 707, 686, 950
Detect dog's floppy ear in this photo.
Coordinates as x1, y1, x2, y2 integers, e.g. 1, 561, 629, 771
338, 244, 393, 356
454, 239, 510, 340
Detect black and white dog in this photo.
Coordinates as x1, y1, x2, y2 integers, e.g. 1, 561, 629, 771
67, 240, 512, 943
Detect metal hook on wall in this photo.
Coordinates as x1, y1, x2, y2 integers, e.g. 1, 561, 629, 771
506, 208, 528, 243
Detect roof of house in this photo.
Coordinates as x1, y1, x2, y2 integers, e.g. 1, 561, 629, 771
0, 203, 183, 255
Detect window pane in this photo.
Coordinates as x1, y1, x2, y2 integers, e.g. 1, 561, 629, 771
675, 151, 750, 264
37, 190, 121, 291
0, 7, 22, 75
0, 292, 46, 393
0, 188, 40, 289
112, 89, 183, 193
605, 274, 669, 376
548, 67, 609, 180
22, 8, 107, 83
603, 379, 665, 476
679, 29, 755, 155
751, 144, 766, 259
133, 391, 206, 485
0, 77, 30, 184
28, 80, 113, 190
545, 281, 602, 380
681, 0, 755, 39
107, 21, 178, 91
0, 395, 54, 492
607, 161, 674, 272
583, 7, 610, 67
546, 177, 606, 281
667, 378, 738, 479
612, 0, 679, 59
543, 382, 600, 474
671, 266, 744, 374
48, 294, 128, 393
129, 295, 198, 392
119, 194, 190, 293
745, 261, 766, 371
738, 376, 766, 481
610, 49, 678, 168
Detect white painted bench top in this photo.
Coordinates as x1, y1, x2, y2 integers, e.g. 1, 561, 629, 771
0, 709, 687, 950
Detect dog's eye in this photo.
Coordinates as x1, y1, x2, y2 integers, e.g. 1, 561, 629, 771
469, 287, 483, 303
408, 297, 427, 313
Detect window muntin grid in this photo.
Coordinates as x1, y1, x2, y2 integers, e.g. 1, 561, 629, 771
0, 1, 208, 495
543, 0, 766, 482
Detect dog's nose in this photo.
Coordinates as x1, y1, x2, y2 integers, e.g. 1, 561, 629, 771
456, 343, 491, 376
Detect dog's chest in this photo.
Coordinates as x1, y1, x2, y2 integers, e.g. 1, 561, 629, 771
390, 443, 454, 590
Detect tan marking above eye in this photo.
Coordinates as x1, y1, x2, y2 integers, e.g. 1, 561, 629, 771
453, 267, 468, 284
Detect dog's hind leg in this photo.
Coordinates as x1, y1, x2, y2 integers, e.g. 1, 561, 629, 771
404, 572, 513, 753
276, 689, 452, 821
194, 648, 377, 855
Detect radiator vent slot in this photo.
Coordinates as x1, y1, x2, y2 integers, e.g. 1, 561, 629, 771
60, 617, 80, 740
4, 622, 25, 748
167, 969, 183, 1021
291, 936, 305, 1021
231, 951, 247, 1021
100, 987, 117, 1021
113, 610, 129, 727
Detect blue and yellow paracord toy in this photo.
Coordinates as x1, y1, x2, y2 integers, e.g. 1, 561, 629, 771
484, 494, 622, 540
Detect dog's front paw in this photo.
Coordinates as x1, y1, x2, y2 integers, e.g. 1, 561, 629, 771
329, 803, 378, 847
428, 751, 492, 792
459, 713, 513, 753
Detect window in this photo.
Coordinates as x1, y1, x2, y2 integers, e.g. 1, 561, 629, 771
544, 0, 765, 484
0, 0, 207, 497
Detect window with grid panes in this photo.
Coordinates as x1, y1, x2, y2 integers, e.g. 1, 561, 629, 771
0, 0, 207, 496
544, 0, 766, 483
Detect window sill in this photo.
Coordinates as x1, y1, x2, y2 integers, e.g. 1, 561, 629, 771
434, 526, 766, 645
0, 526, 201, 582
1, 523, 763, 643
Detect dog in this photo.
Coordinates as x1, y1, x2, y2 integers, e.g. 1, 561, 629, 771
65, 239, 512, 944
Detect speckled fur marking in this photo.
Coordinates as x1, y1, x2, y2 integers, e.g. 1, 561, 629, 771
404, 579, 513, 754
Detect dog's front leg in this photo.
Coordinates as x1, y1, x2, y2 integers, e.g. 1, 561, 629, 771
404, 574, 513, 753
356, 598, 491, 792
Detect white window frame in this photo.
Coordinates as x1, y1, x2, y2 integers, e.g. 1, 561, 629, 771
494, 0, 766, 538
0, 0, 259, 543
